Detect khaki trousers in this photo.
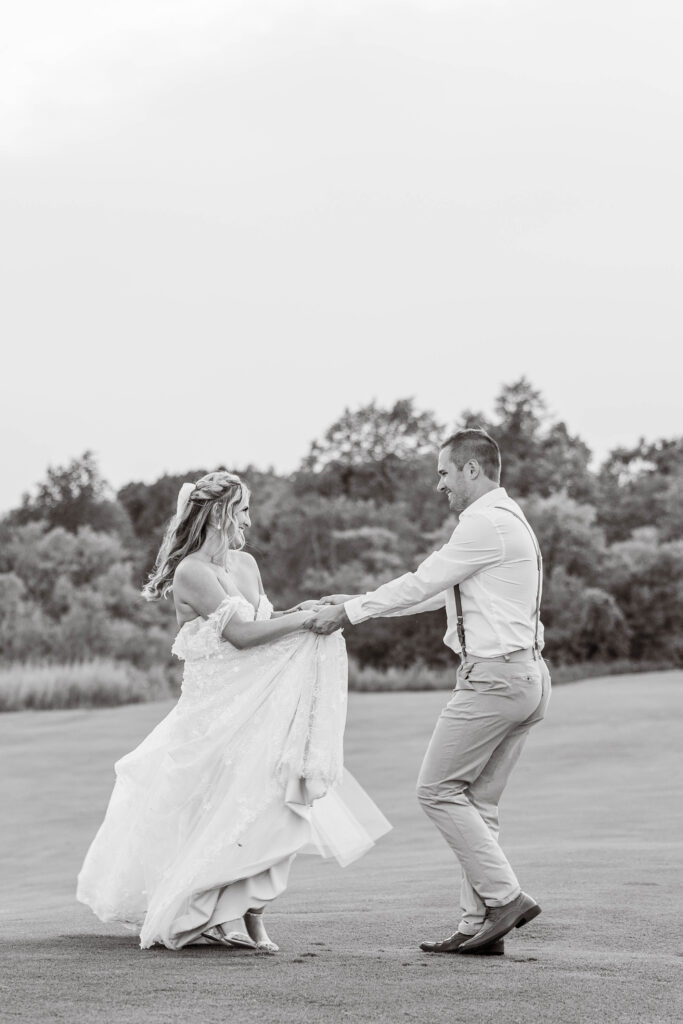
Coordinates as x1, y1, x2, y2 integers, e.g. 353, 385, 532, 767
416, 657, 551, 934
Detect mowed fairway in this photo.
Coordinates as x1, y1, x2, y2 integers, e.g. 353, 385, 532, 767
2, 672, 682, 1024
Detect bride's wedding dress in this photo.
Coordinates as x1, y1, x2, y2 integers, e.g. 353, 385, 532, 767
77, 593, 390, 949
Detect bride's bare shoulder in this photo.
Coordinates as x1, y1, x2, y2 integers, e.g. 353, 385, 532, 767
173, 555, 215, 585
230, 550, 259, 570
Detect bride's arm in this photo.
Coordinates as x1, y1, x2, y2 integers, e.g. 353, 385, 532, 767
274, 599, 322, 615
174, 561, 310, 650
226, 610, 310, 648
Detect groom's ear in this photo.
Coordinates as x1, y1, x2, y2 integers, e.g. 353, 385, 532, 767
465, 459, 480, 479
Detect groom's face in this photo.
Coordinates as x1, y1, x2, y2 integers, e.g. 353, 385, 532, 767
437, 447, 470, 514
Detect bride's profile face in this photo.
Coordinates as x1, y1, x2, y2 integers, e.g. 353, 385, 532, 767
233, 497, 251, 544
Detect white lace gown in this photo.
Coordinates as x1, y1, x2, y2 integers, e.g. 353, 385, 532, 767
77, 594, 391, 949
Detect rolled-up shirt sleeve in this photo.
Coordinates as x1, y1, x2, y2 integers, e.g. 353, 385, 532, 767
344, 514, 503, 625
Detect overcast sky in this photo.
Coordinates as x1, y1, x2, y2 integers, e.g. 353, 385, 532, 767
1, 0, 681, 511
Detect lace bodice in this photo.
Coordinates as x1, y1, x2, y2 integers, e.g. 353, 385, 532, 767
171, 593, 273, 662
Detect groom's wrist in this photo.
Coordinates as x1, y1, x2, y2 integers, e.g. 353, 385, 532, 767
344, 597, 368, 625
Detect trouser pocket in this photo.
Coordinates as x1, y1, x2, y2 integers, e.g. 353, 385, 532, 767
459, 660, 543, 695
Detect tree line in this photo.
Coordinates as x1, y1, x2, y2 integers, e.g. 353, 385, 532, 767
1, 379, 681, 680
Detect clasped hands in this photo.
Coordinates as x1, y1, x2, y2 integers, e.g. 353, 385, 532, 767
296, 594, 354, 636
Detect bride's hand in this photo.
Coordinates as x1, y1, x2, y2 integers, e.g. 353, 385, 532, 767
294, 599, 326, 612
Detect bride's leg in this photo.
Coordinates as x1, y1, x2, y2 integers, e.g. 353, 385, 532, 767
244, 907, 279, 952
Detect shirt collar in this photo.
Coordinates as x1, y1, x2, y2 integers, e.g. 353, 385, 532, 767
460, 487, 508, 518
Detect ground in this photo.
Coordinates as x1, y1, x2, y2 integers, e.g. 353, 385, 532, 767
1, 672, 682, 1024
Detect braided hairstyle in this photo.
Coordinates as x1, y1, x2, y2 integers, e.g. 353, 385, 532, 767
142, 471, 249, 601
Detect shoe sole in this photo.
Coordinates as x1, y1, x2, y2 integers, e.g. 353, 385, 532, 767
420, 940, 505, 956
459, 941, 505, 956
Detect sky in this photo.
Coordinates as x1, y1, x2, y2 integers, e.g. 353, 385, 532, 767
1, 0, 682, 511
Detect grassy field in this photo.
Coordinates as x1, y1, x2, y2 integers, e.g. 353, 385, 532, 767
1, 671, 682, 1024
0, 659, 174, 712
1, 656, 677, 711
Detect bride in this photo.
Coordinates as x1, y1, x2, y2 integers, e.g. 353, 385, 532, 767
77, 470, 390, 951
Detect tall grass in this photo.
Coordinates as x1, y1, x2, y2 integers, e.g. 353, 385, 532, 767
0, 660, 174, 712
347, 656, 677, 692
0, 656, 676, 712
348, 659, 456, 692
542, 658, 677, 684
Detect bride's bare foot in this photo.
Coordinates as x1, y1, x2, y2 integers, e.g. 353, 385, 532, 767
244, 909, 279, 952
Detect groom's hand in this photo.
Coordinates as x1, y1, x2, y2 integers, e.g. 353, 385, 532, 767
319, 594, 357, 605
304, 603, 350, 635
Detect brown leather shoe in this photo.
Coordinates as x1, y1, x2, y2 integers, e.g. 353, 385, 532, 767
457, 892, 541, 953
420, 931, 505, 955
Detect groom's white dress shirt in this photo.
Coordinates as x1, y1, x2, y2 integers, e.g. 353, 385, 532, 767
344, 487, 544, 659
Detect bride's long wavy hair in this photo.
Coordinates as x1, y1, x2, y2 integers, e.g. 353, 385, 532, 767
142, 471, 249, 602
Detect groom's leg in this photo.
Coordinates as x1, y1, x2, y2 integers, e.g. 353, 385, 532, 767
416, 663, 546, 908
457, 727, 533, 933
457, 792, 500, 934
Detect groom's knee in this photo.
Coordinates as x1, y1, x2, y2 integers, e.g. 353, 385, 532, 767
416, 777, 468, 812
416, 780, 434, 810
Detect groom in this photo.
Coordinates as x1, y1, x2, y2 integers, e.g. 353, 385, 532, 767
305, 428, 551, 955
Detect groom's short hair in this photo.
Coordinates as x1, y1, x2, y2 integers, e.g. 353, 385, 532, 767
441, 428, 501, 483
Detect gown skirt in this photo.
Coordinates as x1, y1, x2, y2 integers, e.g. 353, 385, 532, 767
76, 595, 391, 949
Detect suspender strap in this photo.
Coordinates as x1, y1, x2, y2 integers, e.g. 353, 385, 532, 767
451, 505, 544, 659
453, 583, 467, 660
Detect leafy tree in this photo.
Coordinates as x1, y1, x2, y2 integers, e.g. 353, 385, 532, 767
12, 451, 135, 543
597, 438, 683, 542
520, 493, 606, 582
253, 494, 404, 607
461, 378, 594, 500
305, 398, 444, 469
0, 572, 56, 661
345, 610, 452, 671
602, 529, 683, 662
299, 526, 405, 595
659, 474, 683, 542
299, 398, 445, 503
541, 568, 631, 663
0, 521, 175, 669
3, 382, 681, 679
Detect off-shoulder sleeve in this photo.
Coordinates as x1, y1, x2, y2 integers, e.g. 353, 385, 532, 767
206, 595, 244, 636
